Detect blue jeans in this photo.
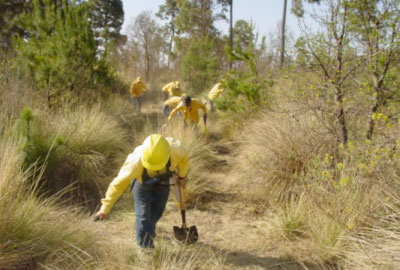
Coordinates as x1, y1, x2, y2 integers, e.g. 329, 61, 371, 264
133, 179, 170, 248
131, 96, 142, 112
162, 105, 170, 117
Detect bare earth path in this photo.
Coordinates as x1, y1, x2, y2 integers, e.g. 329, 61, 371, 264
156, 132, 315, 270
106, 104, 318, 269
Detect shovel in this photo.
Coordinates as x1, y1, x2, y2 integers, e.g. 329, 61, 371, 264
171, 175, 199, 244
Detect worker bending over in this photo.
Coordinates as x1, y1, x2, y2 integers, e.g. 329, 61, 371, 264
162, 81, 182, 98
95, 134, 189, 249
162, 96, 182, 117
168, 95, 207, 125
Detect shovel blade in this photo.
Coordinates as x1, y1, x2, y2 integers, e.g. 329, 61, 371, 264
173, 225, 199, 244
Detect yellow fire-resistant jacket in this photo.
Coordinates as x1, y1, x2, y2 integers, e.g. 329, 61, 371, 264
162, 81, 183, 97
100, 137, 189, 214
208, 83, 223, 100
168, 98, 207, 124
130, 78, 147, 97
163, 96, 182, 109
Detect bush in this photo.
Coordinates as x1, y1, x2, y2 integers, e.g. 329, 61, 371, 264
233, 111, 336, 203
0, 125, 102, 269
14, 106, 127, 210
15, 0, 114, 109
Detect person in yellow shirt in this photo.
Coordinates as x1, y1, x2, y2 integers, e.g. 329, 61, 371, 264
208, 82, 224, 112
162, 81, 182, 98
130, 77, 147, 112
168, 95, 207, 125
95, 134, 189, 249
162, 96, 182, 117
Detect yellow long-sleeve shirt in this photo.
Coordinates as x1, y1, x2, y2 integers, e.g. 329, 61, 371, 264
162, 81, 183, 97
208, 83, 223, 100
130, 78, 147, 97
168, 98, 207, 124
100, 137, 189, 214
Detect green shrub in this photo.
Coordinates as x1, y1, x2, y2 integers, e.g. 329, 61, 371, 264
15, 0, 114, 108
0, 128, 102, 269
14, 106, 127, 210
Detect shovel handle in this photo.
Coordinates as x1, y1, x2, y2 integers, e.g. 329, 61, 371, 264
181, 210, 187, 229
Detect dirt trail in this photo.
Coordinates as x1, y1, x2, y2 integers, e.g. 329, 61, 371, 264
108, 103, 317, 269
157, 131, 315, 270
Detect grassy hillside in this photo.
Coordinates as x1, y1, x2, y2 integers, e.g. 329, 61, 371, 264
1, 73, 400, 270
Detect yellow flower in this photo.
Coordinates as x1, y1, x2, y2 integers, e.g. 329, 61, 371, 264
347, 223, 354, 230
322, 171, 331, 178
359, 163, 368, 170
348, 141, 355, 150
386, 123, 393, 128
332, 181, 338, 187
339, 177, 350, 187
324, 154, 330, 164
307, 184, 312, 189
336, 163, 344, 170
369, 160, 375, 166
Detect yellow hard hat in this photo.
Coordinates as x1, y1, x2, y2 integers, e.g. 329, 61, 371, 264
141, 134, 170, 171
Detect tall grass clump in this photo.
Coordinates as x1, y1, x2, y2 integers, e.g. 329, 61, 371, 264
0, 123, 105, 269
239, 108, 400, 266
101, 94, 146, 133
14, 105, 128, 210
233, 111, 336, 203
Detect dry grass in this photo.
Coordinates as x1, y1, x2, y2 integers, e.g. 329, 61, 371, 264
12, 105, 129, 210
232, 111, 336, 203
0, 122, 101, 269
228, 103, 400, 267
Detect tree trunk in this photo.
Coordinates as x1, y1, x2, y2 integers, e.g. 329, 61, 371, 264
366, 75, 383, 140
335, 87, 348, 145
280, 0, 287, 69
168, 23, 175, 68
229, 0, 233, 68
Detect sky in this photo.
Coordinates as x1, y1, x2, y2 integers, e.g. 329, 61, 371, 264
120, 0, 319, 39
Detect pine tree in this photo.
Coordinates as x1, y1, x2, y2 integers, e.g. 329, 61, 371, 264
15, 0, 111, 108
89, 0, 124, 51
0, 0, 27, 50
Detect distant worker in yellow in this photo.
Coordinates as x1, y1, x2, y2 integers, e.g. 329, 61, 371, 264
168, 95, 207, 125
162, 96, 183, 117
162, 81, 182, 99
130, 77, 147, 112
208, 81, 224, 112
